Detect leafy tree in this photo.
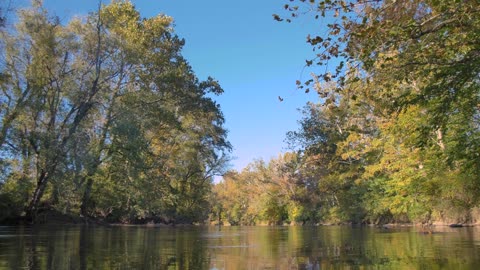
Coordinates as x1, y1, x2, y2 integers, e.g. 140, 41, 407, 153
0, 1, 230, 224
276, 0, 480, 224
212, 154, 323, 225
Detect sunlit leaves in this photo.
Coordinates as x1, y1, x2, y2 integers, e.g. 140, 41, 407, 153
274, 0, 480, 224
0, 1, 229, 223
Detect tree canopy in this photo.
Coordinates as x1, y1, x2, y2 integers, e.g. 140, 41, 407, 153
263, 0, 480, 224
1, 0, 479, 226
0, 0, 230, 224
213, 0, 480, 226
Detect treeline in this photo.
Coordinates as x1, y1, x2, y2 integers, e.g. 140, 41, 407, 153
213, 0, 480, 225
211, 154, 324, 225
0, 1, 230, 224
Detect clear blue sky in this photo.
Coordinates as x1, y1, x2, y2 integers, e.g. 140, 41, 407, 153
30, 0, 320, 171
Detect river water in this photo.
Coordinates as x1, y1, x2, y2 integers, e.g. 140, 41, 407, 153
0, 225, 479, 269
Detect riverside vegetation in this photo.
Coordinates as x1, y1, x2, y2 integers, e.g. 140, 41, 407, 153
1, 0, 480, 226
0, 1, 230, 224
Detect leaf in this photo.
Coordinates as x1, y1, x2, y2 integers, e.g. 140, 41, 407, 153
272, 14, 283, 21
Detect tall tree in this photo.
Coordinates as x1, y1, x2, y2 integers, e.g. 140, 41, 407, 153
0, 1, 230, 223
278, 0, 480, 223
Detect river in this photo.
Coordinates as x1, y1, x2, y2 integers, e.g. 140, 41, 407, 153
0, 225, 479, 269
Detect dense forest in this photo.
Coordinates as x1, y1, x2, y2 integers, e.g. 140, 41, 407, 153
1, 0, 480, 226
212, 0, 480, 226
0, 1, 230, 224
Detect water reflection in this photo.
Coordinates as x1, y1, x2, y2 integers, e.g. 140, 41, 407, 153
0, 225, 480, 269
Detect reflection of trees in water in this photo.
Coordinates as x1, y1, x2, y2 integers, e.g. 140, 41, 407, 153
203, 226, 480, 269
0, 226, 211, 269
1, 226, 480, 269
27, 227, 40, 270
79, 226, 88, 270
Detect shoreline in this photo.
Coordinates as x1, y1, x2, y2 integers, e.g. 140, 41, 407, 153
2, 218, 478, 228
2, 210, 478, 228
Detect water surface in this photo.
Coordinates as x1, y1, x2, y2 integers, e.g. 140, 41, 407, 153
0, 225, 479, 269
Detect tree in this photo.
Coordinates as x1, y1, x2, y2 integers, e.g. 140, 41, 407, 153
212, 153, 324, 225
278, 0, 480, 223
0, 1, 230, 224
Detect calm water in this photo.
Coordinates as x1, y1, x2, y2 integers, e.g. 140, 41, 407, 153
0, 225, 480, 269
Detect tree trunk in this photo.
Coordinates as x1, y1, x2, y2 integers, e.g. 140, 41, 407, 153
436, 128, 445, 151
80, 178, 93, 217
26, 169, 49, 221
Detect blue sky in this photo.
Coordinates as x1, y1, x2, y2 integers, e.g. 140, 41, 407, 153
35, 0, 320, 172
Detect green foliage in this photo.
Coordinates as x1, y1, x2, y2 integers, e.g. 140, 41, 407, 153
0, 1, 230, 224
212, 154, 323, 225
209, 0, 480, 225
271, 0, 480, 224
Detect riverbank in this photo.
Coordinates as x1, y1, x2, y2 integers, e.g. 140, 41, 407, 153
0, 209, 200, 227
3, 208, 479, 228
0, 210, 109, 226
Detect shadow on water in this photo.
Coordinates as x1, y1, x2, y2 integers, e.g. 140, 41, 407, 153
0, 225, 480, 269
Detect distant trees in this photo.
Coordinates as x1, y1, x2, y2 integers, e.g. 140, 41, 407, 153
212, 153, 322, 225
0, 1, 230, 223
